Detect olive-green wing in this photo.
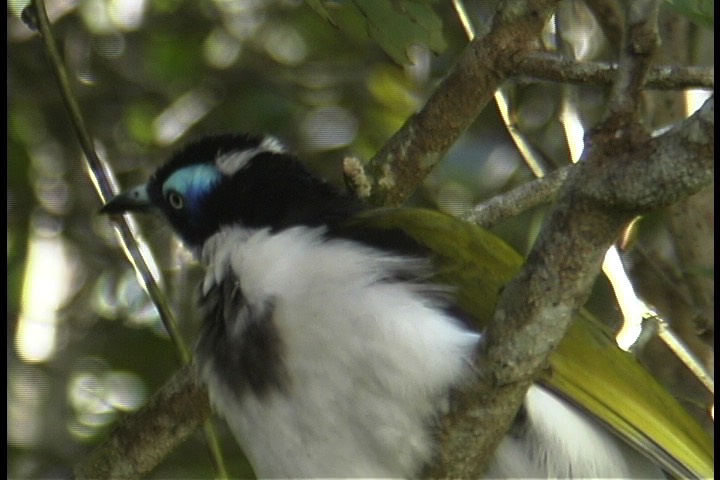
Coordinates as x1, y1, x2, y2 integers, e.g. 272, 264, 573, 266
349, 207, 713, 479
550, 314, 713, 478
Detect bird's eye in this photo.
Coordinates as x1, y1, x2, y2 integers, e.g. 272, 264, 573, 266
167, 191, 184, 210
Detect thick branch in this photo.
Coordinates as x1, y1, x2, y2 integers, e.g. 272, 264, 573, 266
74, 366, 212, 480
424, 1, 713, 472
606, 0, 660, 121
345, 0, 561, 207
584, 0, 625, 53
582, 96, 714, 211
487, 95, 713, 379
427, 95, 714, 480
429, 169, 631, 477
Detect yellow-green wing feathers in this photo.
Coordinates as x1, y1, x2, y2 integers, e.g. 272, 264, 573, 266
350, 208, 523, 321
549, 315, 713, 478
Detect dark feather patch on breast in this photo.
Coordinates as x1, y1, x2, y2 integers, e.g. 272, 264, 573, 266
197, 272, 290, 398
507, 402, 529, 440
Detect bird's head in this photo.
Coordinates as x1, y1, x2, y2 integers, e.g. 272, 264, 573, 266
101, 133, 360, 249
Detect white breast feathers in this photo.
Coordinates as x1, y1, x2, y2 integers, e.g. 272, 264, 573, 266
198, 225, 480, 478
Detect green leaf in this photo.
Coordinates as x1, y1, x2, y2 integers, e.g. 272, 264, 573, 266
306, 0, 447, 65
305, 0, 336, 24
664, 0, 714, 29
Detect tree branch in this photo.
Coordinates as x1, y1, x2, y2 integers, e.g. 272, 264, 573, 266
515, 53, 714, 90
584, 0, 625, 53
424, 1, 714, 475
583, 96, 713, 211
427, 94, 714, 480
461, 164, 572, 228
344, 0, 562, 207
74, 366, 212, 480
605, 0, 660, 122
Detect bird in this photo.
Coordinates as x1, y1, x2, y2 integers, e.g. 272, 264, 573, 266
101, 133, 712, 478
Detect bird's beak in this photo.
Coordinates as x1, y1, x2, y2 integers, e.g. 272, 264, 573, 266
100, 184, 153, 214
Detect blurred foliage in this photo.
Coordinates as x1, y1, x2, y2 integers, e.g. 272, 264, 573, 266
306, 0, 447, 64
664, 0, 714, 29
7, 0, 713, 479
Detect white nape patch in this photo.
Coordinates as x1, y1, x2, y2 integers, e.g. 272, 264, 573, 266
215, 135, 286, 175
487, 385, 664, 479
258, 135, 285, 154
200, 226, 480, 478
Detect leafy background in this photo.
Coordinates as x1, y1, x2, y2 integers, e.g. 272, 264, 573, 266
7, 1, 713, 478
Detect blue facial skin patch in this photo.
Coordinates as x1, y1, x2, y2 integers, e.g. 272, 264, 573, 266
162, 164, 222, 209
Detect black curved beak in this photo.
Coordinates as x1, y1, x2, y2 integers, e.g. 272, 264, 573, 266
100, 184, 153, 214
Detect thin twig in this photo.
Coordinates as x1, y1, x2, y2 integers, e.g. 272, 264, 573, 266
25, 1, 227, 478
461, 165, 572, 228
27, 0, 190, 364
516, 53, 713, 90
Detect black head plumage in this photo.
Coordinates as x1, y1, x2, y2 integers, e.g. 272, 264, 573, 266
104, 133, 363, 249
